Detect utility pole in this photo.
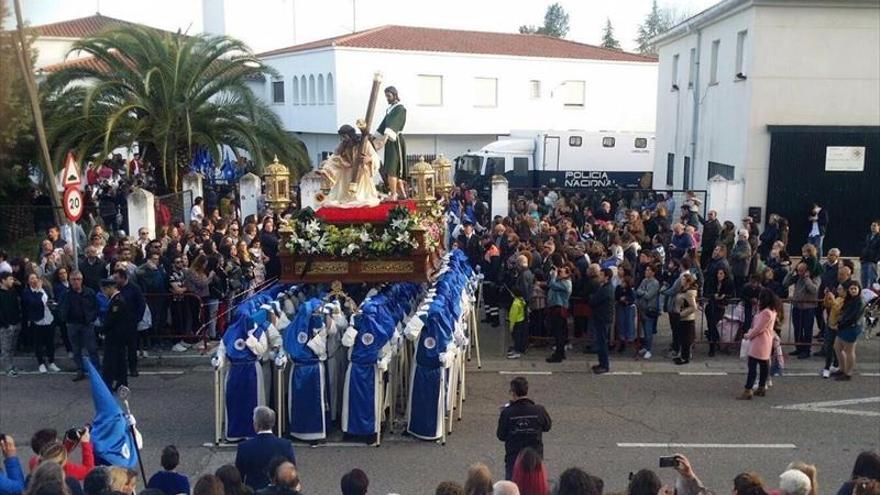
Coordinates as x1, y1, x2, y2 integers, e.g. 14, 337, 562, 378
352, 0, 356, 32
12, 0, 65, 227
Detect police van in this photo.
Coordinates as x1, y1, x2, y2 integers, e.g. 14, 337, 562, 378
454, 130, 654, 193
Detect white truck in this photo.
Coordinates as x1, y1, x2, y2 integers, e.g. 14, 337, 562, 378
454, 130, 655, 193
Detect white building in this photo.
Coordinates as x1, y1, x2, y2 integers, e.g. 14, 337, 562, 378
250, 25, 659, 166
651, 0, 879, 227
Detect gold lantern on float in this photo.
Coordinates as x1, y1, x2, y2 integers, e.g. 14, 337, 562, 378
263, 155, 291, 212
409, 156, 436, 211
431, 154, 453, 198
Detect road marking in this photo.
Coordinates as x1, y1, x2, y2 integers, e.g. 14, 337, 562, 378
781, 372, 820, 377
773, 397, 880, 417
862, 372, 880, 377
498, 371, 552, 375
678, 371, 728, 376
618, 443, 796, 449
607, 371, 643, 376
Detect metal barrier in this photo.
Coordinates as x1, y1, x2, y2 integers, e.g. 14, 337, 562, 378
141, 292, 209, 352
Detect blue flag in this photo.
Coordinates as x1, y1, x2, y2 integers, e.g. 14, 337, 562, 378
84, 359, 139, 468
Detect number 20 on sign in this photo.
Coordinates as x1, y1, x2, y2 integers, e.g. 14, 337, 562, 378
63, 187, 84, 222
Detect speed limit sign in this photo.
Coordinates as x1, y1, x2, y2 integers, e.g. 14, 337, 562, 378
63, 187, 84, 222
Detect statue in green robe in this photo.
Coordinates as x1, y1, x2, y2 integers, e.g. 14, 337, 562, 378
373, 86, 407, 200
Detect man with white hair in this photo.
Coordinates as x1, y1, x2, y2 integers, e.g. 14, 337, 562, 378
234, 406, 296, 490
493, 480, 520, 495
779, 469, 811, 495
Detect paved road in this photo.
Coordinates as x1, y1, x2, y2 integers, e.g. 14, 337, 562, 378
2, 364, 878, 495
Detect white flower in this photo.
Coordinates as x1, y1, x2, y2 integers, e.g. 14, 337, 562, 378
305, 219, 322, 236
381, 231, 391, 243
395, 231, 411, 244
358, 230, 371, 243
391, 218, 410, 231
342, 243, 359, 256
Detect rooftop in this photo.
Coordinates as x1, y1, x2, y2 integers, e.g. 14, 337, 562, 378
31, 13, 176, 38
258, 24, 657, 63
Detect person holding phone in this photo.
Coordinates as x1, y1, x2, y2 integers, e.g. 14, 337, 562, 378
0, 435, 25, 495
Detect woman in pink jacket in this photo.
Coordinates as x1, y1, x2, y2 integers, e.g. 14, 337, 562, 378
738, 288, 781, 400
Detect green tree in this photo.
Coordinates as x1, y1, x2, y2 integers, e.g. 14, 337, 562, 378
600, 18, 621, 50
43, 26, 309, 192
519, 2, 570, 38
0, 0, 37, 203
635, 0, 690, 55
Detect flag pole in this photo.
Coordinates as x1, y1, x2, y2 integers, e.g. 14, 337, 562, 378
116, 386, 148, 483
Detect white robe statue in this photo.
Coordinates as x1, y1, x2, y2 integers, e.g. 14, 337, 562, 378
318, 137, 382, 208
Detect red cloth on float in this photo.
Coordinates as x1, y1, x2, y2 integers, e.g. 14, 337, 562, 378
315, 200, 417, 224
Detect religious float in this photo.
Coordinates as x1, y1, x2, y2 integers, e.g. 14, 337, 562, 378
211, 73, 481, 449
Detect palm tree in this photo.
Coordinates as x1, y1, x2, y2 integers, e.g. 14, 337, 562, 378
42, 26, 309, 192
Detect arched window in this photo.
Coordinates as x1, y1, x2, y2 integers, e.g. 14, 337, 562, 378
326, 73, 334, 104
308, 75, 316, 105
299, 75, 307, 103
317, 74, 325, 104
292, 77, 300, 104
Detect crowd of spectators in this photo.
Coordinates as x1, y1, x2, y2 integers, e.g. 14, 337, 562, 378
450, 186, 877, 378
1, 426, 878, 495
0, 160, 287, 378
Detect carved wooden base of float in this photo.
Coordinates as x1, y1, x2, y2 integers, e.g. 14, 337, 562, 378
279, 253, 433, 284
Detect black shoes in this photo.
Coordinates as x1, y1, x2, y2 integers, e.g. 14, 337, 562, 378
72, 372, 87, 382
673, 357, 690, 365
591, 365, 609, 375
546, 354, 565, 363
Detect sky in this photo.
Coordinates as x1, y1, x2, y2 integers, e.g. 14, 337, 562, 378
13, 0, 718, 53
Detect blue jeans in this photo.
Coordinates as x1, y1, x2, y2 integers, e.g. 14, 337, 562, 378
616, 305, 636, 342
594, 320, 610, 369
204, 299, 220, 338
861, 261, 878, 289
68, 322, 100, 372
641, 315, 658, 352
791, 307, 815, 355
808, 235, 825, 257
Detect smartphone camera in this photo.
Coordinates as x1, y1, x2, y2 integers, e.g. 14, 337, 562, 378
659, 456, 679, 468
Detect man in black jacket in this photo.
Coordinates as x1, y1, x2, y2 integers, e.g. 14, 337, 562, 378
114, 269, 145, 377
456, 220, 482, 270
0, 271, 22, 376
859, 221, 880, 289
589, 268, 615, 374
699, 210, 722, 270
79, 246, 107, 292
100, 277, 132, 390
496, 377, 552, 480
60, 271, 100, 382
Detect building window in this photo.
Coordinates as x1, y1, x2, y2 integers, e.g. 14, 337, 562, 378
562, 80, 585, 107
708, 161, 735, 180
666, 153, 675, 186
513, 157, 529, 176
735, 30, 747, 79
417, 74, 443, 106
308, 75, 316, 104
709, 39, 720, 85
634, 138, 648, 149
291, 77, 299, 104
317, 74, 325, 104
671, 54, 680, 90
529, 80, 541, 99
326, 73, 334, 104
299, 75, 307, 103
688, 48, 696, 89
272, 80, 284, 104
473, 77, 497, 107
683, 156, 691, 189
602, 137, 615, 148
569, 136, 583, 147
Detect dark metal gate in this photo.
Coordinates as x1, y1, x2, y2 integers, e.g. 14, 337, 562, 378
766, 125, 880, 255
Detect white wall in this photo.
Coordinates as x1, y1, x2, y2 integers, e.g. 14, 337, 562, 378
744, 4, 880, 210
33, 38, 79, 69
332, 48, 658, 136
652, 1, 879, 219
259, 47, 658, 137
260, 49, 339, 134
651, 6, 754, 192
